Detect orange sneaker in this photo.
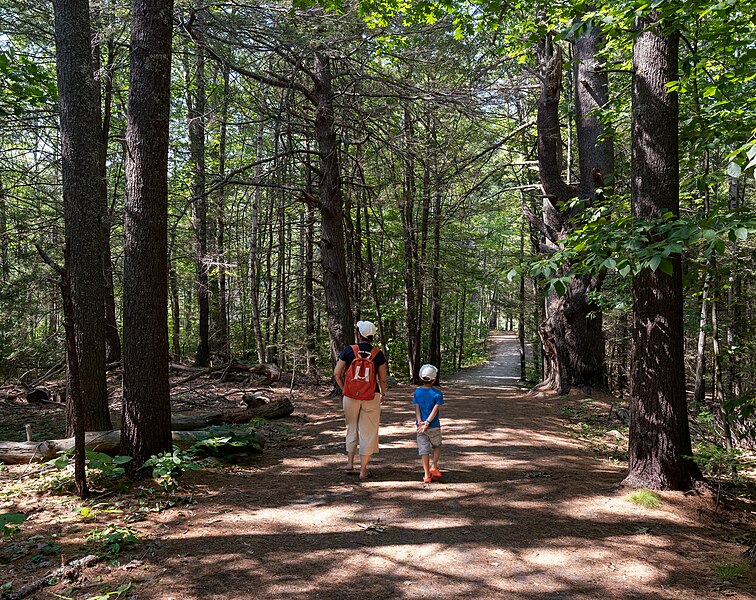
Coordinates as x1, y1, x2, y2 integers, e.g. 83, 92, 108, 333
430, 467, 442, 479
423, 475, 432, 483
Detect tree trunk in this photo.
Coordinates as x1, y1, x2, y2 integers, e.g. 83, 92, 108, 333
726, 174, 743, 400
0, 176, 7, 281
519, 220, 527, 381
693, 273, 710, 404
625, 14, 699, 490
428, 188, 442, 370
185, 23, 210, 367
710, 270, 734, 449
314, 51, 353, 360
169, 260, 182, 357
214, 64, 231, 357
400, 106, 421, 382
52, 0, 112, 436
304, 177, 317, 376
60, 249, 87, 498
249, 120, 266, 363
533, 33, 606, 395
574, 19, 614, 203
92, 5, 122, 365
121, 0, 174, 468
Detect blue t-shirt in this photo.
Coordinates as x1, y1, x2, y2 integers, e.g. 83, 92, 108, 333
413, 386, 444, 428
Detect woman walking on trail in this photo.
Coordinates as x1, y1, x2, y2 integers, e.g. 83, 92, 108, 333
333, 320, 388, 480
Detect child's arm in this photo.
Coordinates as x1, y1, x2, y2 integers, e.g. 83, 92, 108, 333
424, 403, 441, 426
415, 405, 425, 432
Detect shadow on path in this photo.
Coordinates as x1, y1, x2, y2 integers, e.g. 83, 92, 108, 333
134, 332, 754, 600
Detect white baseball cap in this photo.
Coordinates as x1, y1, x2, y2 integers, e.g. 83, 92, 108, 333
419, 364, 438, 381
356, 320, 376, 338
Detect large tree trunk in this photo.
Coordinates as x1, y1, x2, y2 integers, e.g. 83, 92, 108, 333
625, 14, 699, 490
52, 0, 112, 436
121, 0, 174, 468
314, 51, 353, 360
533, 34, 606, 395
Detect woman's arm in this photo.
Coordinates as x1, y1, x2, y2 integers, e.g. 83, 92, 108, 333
333, 359, 346, 392
378, 363, 388, 398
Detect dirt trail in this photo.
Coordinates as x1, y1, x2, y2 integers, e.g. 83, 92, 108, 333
110, 333, 755, 598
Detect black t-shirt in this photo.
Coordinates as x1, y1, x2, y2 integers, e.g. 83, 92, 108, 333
339, 343, 387, 393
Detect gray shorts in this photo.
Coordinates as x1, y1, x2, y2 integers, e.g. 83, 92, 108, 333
417, 427, 442, 455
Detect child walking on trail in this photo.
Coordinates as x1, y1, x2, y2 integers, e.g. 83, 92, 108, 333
414, 364, 444, 484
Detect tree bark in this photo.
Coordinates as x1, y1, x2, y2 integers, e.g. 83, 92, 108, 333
400, 105, 422, 382
249, 119, 266, 363
693, 272, 710, 404
214, 63, 231, 357
534, 34, 606, 395
428, 188, 442, 370
52, 0, 112, 436
92, 4, 122, 364
314, 51, 353, 360
625, 14, 699, 490
121, 0, 174, 468
185, 19, 210, 367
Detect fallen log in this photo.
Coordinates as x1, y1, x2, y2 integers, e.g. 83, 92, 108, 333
0, 427, 265, 465
170, 396, 294, 430
210, 360, 282, 383
170, 360, 282, 386
3, 554, 100, 600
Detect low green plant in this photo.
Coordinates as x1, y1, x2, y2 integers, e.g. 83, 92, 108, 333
189, 425, 263, 456
49, 450, 133, 478
0, 512, 25, 537
626, 489, 661, 509
30, 537, 62, 562
712, 561, 748, 582
87, 582, 133, 600
693, 443, 745, 481
86, 525, 138, 559
143, 448, 201, 493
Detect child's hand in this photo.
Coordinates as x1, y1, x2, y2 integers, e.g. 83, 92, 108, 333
416, 421, 428, 433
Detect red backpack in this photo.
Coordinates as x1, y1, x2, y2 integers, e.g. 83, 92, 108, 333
343, 345, 380, 400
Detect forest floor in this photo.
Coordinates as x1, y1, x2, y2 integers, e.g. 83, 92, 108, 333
1, 332, 756, 599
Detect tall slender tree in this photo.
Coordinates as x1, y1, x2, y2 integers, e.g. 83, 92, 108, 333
52, 0, 112, 435
121, 0, 174, 467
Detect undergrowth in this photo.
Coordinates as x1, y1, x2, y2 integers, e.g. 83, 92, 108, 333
626, 489, 662, 509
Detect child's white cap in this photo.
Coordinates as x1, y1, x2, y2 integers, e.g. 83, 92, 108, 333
419, 364, 438, 382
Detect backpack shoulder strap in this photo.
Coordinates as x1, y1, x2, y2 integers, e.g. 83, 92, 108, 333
350, 345, 360, 358
369, 347, 380, 360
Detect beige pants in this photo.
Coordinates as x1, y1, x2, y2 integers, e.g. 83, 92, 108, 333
343, 394, 381, 456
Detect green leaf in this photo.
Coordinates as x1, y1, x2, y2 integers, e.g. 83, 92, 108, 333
0, 513, 25, 527
649, 255, 662, 272
659, 258, 674, 276
726, 162, 742, 178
